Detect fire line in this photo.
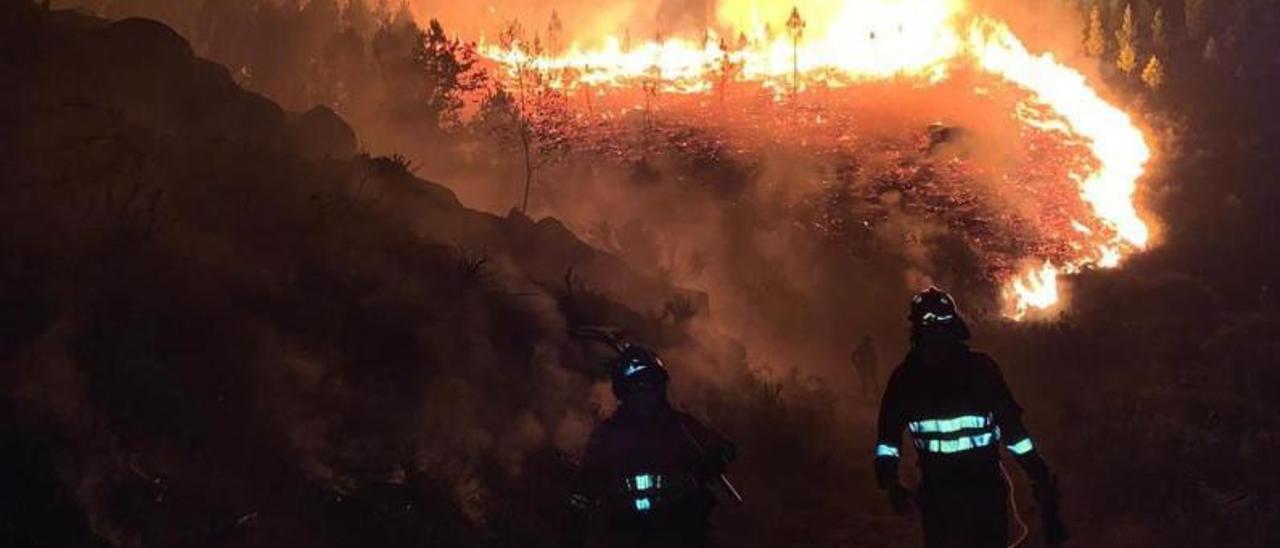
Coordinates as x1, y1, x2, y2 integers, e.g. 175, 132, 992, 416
482, 0, 1153, 319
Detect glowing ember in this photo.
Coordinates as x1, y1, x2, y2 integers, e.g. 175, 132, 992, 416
482, 0, 1153, 320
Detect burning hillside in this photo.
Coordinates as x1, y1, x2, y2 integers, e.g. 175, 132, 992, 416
480, 0, 1155, 319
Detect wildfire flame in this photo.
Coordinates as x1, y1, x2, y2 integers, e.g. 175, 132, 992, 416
482, 0, 1153, 320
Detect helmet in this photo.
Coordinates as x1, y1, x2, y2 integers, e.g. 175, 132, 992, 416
610, 345, 670, 400
909, 287, 970, 341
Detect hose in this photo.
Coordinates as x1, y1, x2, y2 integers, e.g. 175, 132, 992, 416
1000, 461, 1030, 548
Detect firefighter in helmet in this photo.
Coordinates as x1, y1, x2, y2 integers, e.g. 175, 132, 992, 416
874, 287, 1068, 547
564, 345, 736, 548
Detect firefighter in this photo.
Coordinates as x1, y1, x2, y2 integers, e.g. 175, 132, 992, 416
564, 345, 736, 548
852, 334, 880, 398
874, 287, 1068, 547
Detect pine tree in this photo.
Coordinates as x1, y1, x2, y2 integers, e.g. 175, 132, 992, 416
1202, 36, 1219, 64
1115, 4, 1138, 74
1151, 7, 1167, 51
374, 0, 391, 25
391, 1, 414, 29
344, 0, 377, 39
1141, 54, 1165, 88
1085, 4, 1107, 57
1185, 0, 1207, 40
786, 6, 806, 98
547, 10, 564, 55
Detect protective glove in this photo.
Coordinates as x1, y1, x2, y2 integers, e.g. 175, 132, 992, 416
886, 483, 915, 516
1032, 476, 1069, 545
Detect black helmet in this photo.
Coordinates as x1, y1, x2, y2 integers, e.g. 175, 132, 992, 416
909, 287, 970, 341
610, 345, 670, 400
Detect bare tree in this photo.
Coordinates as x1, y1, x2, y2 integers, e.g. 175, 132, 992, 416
715, 36, 742, 107
477, 80, 573, 213
786, 6, 806, 99
489, 19, 577, 212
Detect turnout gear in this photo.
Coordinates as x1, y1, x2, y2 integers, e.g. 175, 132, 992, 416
610, 345, 670, 400
908, 287, 971, 343
1033, 477, 1068, 545
566, 346, 736, 548
887, 483, 916, 516
875, 288, 1067, 547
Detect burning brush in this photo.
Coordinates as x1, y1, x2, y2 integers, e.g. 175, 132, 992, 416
484, 0, 1155, 320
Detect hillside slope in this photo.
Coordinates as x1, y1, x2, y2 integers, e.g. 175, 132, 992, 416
0, 6, 706, 546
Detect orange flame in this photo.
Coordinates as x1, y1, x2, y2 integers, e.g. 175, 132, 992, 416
483, 0, 1153, 320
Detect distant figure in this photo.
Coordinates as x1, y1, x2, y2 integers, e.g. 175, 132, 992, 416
564, 346, 737, 548
874, 287, 1068, 547
852, 334, 880, 398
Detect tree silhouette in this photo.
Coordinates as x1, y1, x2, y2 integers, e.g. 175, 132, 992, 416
1202, 36, 1220, 64
371, 17, 484, 134
415, 19, 485, 129
547, 10, 564, 56
1141, 54, 1165, 89
786, 6, 806, 99
1185, 0, 1208, 41
499, 19, 535, 109
344, 0, 377, 39
480, 25, 575, 213
715, 36, 742, 107
1151, 7, 1167, 52
1085, 4, 1107, 57
1115, 4, 1138, 74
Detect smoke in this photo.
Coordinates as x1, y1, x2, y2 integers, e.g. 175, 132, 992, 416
408, 0, 692, 43
45, 0, 1119, 389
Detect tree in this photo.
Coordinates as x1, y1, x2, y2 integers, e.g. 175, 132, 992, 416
547, 10, 564, 55
1115, 3, 1138, 74
373, 0, 391, 25
785, 6, 806, 99
485, 22, 574, 212
498, 19, 535, 110
715, 36, 742, 107
344, 0, 377, 39
1185, 0, 1208, 40
1202, 36, 1219, 64
1141, 54, 1165, 89
372, 17, 484, 134
1085, 4, 1107, 57
322, 26, 369, 110
415, 19, 485, 129
390, 1, 414, 30
641, 59, 661, 145
477, 84, 573, 213
1151, 7, 1167, 51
